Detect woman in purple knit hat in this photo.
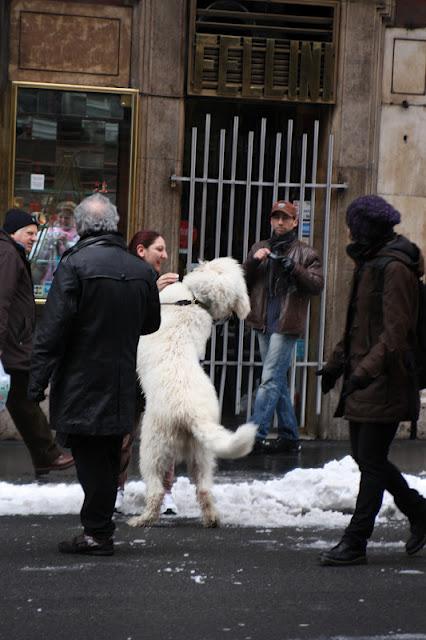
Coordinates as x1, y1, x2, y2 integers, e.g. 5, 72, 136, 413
318, 195, 426, 566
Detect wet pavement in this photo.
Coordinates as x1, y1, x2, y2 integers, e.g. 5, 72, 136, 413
1, 436, 426, 484
1, 437, 426, 640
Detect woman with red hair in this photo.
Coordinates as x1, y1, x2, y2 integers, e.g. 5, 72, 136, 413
116, 230, 179, 515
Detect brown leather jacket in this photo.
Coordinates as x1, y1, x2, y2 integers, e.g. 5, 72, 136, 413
243, 237, 324, 337
0, 230, 36, 371
325, 234, 422, 423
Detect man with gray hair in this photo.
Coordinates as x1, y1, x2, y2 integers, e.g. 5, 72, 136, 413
29, 193, 161, 556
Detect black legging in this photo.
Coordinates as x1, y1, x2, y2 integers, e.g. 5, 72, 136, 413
343, 421, 426, 548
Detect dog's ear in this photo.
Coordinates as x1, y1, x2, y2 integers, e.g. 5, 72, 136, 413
233, 292, 251, 320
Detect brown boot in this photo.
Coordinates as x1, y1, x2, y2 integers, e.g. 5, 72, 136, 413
35, 452, 74, 476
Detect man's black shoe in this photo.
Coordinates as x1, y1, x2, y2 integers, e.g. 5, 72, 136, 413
319, 540, 367, 566
250, 438, 276, 454
274, 437, 302, 453
58, 534, 114, 556
406, 525, 426, 556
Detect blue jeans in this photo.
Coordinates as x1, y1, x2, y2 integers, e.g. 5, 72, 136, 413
251, 332, 299, 441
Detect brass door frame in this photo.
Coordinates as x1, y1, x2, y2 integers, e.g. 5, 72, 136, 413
9, 81, 140, 242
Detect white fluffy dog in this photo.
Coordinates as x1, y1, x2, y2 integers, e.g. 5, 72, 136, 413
128, 257, 256, 528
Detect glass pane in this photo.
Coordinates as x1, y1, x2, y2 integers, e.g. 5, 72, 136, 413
13, 87, 133, 300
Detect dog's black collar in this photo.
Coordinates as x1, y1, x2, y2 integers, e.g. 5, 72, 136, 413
161, 298, 232, 325
161, 298, 210, 312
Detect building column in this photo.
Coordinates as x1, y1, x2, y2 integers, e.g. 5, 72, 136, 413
319, 0, 396, 438
131, 0, 187, 271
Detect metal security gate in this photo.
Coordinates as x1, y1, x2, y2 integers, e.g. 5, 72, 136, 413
171, 114, 346, 431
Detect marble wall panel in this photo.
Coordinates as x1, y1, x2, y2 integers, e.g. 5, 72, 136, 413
9, 0, 131, 87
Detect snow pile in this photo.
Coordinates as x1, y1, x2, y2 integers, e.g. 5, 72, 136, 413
1, 456, 426, 528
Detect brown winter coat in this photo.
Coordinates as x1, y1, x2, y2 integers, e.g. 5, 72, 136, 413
243, 238, 323, 337
325, 234, 422, 423
0, 230, 36, 371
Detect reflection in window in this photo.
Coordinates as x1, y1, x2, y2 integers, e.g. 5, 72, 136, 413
31, 201, 80, 298
12, 86, 134, 299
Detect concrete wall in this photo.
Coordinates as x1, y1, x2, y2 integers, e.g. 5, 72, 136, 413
377, 27, 426, 438
318, 0, 395, 438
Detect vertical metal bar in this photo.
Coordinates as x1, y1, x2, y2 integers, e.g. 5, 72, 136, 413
272, 132, 282, 203
219, 118, 239, 413
284, 120, 293, 201
242, 132, 254, 262
299, 120, 320, 429
297, 133, 307, 241
246, 330, 257, 420
214, 129, 226, 258
218, 321, 228, 415
186, 127, 198, 272
289, 133, 307, 412
199, 114, 211, 261
227, 117, 239, 256
255, 118, 267, 241
210, 129, 226, 382
235, 131, 254, 414
316, 134, 335, 415
309, 120, 320, 245
246, 119, 267, 420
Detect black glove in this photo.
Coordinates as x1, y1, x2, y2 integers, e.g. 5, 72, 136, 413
27, 387, 46, 403
316, 368, 338, 394
280, 256, 295, 273
342, 374, 372, 399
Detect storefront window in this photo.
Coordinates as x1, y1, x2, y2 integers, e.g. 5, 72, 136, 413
11, 83, 139, 300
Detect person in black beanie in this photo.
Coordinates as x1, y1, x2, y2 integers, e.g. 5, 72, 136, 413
243, 200, 323, 453
318, 195, 426, 566
0, 208, 74, 476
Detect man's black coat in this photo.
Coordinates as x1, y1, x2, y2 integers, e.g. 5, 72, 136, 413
28, 232, 161, 437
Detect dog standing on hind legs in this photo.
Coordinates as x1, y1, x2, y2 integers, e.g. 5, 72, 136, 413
127, 257, 257, 529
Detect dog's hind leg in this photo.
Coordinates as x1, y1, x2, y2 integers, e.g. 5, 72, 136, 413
127, 423, 168, 528
127, 475, 165, 528
188, 445, 220, 528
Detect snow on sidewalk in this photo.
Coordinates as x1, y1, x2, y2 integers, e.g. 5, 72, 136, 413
1, 456, 426, 528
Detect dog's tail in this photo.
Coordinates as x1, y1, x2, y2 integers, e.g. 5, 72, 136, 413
191, 421, 257, 459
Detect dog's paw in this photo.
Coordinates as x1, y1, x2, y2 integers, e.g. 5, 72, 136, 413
127, 515, 152, 528
203, 516, 220, 528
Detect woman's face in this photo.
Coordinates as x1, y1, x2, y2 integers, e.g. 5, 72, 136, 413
136, 235, 168, 274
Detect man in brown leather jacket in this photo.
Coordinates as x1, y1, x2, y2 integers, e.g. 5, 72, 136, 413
244, 200, 323, 454
0, 209, 73, 477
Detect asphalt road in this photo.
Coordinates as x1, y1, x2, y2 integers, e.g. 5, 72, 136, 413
1, 439, 426, 640
1, 513, 426, 640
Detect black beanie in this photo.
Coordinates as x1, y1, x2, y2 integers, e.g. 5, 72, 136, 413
3, 209, 39, 234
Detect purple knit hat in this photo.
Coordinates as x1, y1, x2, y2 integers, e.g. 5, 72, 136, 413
346, 195, 401, 241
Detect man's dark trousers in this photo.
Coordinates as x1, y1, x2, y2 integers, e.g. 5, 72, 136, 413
343, 421, 426, 548
6, 369, 60, 467
69, 434, 123, 540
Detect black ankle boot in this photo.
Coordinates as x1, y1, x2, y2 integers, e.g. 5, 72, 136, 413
406, 524, 426, 556
319, 540, 367, 566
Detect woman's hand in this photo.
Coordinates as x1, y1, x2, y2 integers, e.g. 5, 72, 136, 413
157, 272, 179, 291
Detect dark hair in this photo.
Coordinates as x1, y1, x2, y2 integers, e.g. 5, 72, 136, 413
128, 230, 161, 256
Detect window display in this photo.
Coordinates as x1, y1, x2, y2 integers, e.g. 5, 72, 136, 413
10, 83, 139, 300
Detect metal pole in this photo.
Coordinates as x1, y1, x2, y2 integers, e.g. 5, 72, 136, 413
235, 131, 254, 415
199, 114, 211, 261
186, 127, 197, 273
316, 134, 335, 415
